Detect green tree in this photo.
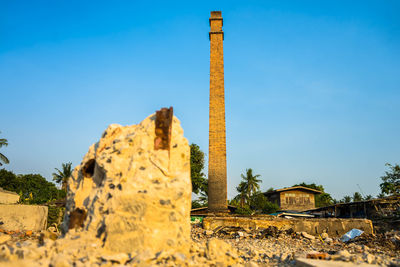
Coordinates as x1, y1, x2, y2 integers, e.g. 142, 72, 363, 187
0, 169, 20, 192
240, 168, 262, 199
235, 181, 248, 208
293, 182, 333, 207
379, 163, 400, 196
0, 169, 64, 204
353, 192, 363, 202
342, 195, 352, 203
18, 174, 62, 204
364, 195, 373, 200
377, 192, 385, 199
0, 132, 9, 166
190, 144, 207, 195
191, 200, 203, 209
249, 192, 279, 214
52, 162, 73, 191
228, 198, 240, 207
265, 187, 274, 193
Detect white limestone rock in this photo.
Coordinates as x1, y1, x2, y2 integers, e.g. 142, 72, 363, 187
61, 113, 191, 256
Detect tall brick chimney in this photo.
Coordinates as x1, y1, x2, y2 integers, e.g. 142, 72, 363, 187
208, 11, 228, 213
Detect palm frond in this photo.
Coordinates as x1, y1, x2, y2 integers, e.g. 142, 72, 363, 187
0, 153, 9, 165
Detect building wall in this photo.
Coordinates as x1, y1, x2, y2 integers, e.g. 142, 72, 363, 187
0, 191, 20, 204
203, 217, 374, 237
267, 193, 281, 207
279, 190, 315, 211
0, 204, 48, 231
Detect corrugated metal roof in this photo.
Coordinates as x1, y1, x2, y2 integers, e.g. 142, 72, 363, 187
264, 186, 323, 195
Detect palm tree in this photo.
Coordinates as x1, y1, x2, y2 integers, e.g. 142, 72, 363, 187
241, 168, 262, 199
52, 162, 73, 191
342, 195, 352, 203
235, 181, 248, 208
0, 132, 9, 166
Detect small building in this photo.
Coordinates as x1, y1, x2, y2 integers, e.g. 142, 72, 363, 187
263, 186, 322, 211
0, 187, 20, 204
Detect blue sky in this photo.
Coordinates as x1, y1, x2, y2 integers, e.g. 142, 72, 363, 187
1, 0, 399, 200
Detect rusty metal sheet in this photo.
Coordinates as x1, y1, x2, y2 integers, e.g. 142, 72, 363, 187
154, 107, 173, 150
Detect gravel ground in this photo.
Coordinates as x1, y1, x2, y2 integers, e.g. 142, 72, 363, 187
0, 225, 398, 266
190, 225, 400, 266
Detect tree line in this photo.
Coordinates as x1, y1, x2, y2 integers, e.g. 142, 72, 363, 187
189, 143, 400, 212
0, 132, 399, 207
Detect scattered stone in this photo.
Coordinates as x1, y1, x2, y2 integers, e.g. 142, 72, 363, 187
321, 232, 329, 240
0, 234, 11, 244
301, 232, 315, 240
244, 261, 259, 267
337, 249, 352, 261
205, 230, 213, 236
100, 253, 129, 264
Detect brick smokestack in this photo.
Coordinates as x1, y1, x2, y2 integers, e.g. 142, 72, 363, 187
208, 11, 228, 213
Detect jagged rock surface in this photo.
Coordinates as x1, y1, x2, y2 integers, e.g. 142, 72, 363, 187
61, 113, 191, 255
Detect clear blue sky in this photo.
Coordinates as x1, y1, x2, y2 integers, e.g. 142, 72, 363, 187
1, 1, 399, 200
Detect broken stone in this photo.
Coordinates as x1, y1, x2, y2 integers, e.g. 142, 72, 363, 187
244, 261, 259, 267
206, 238, 239, 266
61, 112, 191, 256
362, 252, 375, 264
320, 232, 329, 240
205, 230, 213, 236
100, 253, 129, 264
337, 249, 352, 261
301, 232, 315, 240
0, 234, 11, 244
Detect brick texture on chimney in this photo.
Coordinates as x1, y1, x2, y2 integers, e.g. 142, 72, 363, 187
208, 11, 228, 213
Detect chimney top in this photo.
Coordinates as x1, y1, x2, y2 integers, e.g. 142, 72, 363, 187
210, 11, 222, 18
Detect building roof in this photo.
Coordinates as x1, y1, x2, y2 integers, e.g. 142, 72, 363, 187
264, 186, 323, 196
305, 195, 400, 212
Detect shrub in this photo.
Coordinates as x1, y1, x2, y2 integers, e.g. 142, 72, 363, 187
235, 206, 253, 215
47, 206, 65, 229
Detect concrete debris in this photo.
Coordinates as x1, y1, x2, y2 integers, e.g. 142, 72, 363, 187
0, 233, 11, 244
190, 225, 400, 266
61, 111, 191, 256
203, 216, 374, 236
301, 232, 315, 240
0, 205, 48, 231
295, 257, 378, 267
205, 230, 213, 236
320, 232, 329, 240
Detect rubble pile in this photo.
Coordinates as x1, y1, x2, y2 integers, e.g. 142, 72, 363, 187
192, 225, 400, 266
